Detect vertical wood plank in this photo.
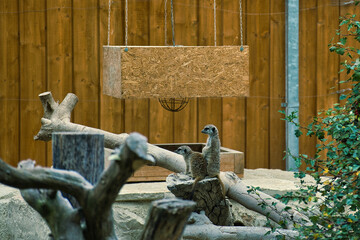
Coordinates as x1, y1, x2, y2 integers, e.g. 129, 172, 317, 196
0, 1, 20, 166
148, 0, 174, 144
339, 2, 360, 102
173, 0, 198, 143
124, 0, 150, 137
269, 0, 286, 169
299, 0, 318, 165
221, 0, 246, 154
245, 0, 270, 169
99, 0, 125, 135
73, 0, 99, 128
316, 0, 340, 113
46, 0, 73, 167
19, 0, 47, 165
198, 0, 223, 144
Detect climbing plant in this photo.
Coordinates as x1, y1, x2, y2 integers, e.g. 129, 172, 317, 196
279, 2, 360, 239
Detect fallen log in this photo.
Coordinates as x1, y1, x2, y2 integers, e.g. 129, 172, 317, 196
182, 212, 299, 240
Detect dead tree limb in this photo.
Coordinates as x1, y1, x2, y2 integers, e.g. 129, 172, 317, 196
141, 199, 196, 240
182, 213, 299, 240
221, 171, 310, 229
34, 91, 185, 173
33, 92, 310, 228
0, 132, 155, 240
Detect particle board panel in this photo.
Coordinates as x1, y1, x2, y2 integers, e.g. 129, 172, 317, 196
103, 46, 249, 99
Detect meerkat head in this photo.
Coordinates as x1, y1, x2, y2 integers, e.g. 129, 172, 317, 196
201, 124, 218, 136
175, 145, 193, 157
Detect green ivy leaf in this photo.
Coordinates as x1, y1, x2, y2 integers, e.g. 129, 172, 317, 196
340, 94, 347, 100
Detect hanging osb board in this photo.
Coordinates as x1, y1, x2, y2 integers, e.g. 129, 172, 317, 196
103, 46, 249, 99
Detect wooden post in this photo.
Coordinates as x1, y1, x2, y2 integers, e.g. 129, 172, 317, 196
52, 132, 104, 185
141, 199, 196, 240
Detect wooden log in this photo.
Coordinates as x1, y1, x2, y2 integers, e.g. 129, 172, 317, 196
182, 212, 299, 240
140, 199, 196, 240
103, 46, 249, 99
52, 132, 104, 206
52, 132, 104, 185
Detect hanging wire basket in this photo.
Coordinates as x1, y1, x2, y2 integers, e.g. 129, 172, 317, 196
158, 98, 189, 112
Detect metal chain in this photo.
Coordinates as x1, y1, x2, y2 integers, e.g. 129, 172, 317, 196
164, 0, 167, 45
107, 0, 111, 45
125, 0, 128, 48
170, 0, 175, 46
214, 0, 217, 46
239, 0, 244, 50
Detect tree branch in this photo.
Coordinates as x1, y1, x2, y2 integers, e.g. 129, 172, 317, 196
0, 159, 92, 206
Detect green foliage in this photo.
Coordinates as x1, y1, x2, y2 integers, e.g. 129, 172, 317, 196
280, 7, 360, 240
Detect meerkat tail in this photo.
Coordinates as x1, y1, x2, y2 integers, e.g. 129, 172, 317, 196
190, 177, 203, 200
216, 174, 226, 197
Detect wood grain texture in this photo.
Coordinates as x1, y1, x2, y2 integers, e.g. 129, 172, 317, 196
19, 0, 47, 165
197, 0, 223, 145
148, 0, 174, 144
0, 0, 20, 166
52, 133, 104, 185
46, 0, 73, 167
245, 0, 270, 169
299, 0, 318, 167
269, 0, 286, 170
99, 0, 125, 135
339, 2, 360, 104
173, 0, 199, 143
124, 0, 150, 137
316, 0, 339, 113
73, 0, 99, 128
221, 0, 247, 155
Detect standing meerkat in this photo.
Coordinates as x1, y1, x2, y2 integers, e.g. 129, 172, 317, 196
201, 124, 225, 196
175, 146, 207, 194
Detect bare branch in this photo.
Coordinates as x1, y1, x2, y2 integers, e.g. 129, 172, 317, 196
0, 159, 92, 206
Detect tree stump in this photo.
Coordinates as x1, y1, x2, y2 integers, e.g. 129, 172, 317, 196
52, 132, 104, 206
166, 173, 233, 226
141, 198, 196, 240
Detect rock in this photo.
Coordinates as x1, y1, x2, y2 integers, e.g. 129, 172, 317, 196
0, 185, 50, 240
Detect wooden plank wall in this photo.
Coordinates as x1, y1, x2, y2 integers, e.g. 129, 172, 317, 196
0, 0, 356, 170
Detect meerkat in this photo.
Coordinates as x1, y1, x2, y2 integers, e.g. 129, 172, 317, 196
175, 146, 207, 194
201, 124, 225, 196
